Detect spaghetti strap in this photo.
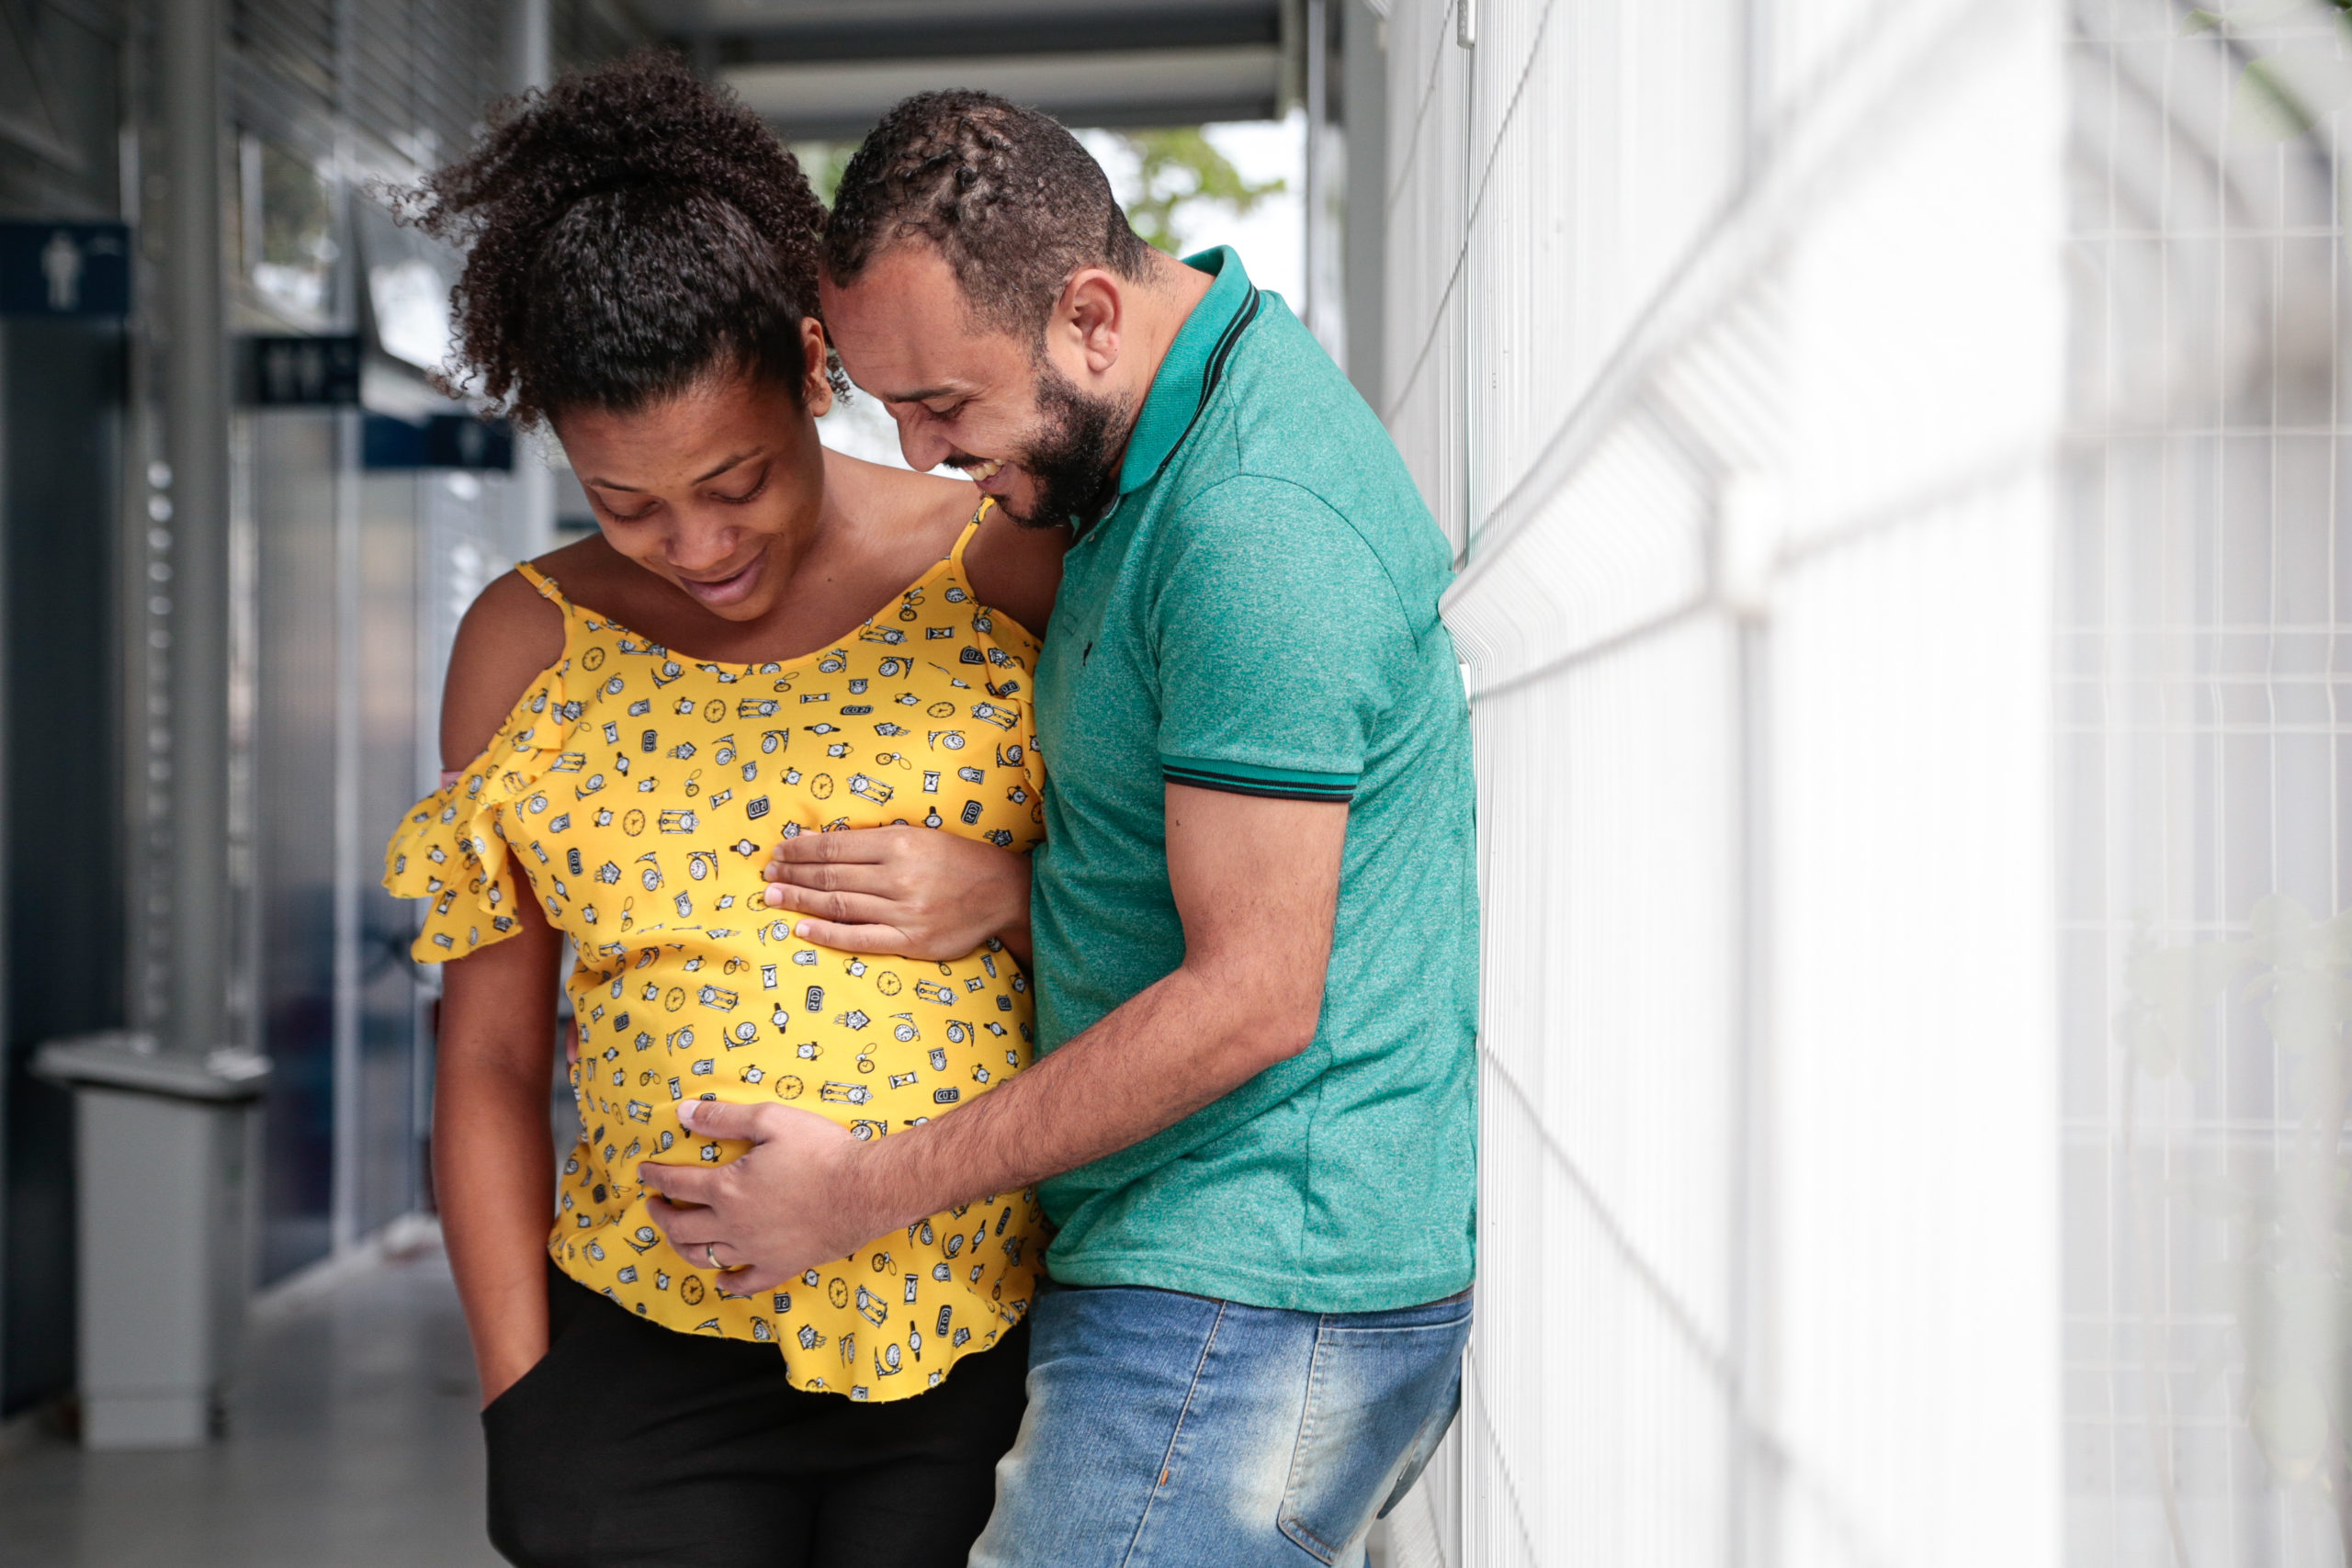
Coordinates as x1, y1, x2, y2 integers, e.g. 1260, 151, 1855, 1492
946, 496, 994, 575
514, 560, 566, 604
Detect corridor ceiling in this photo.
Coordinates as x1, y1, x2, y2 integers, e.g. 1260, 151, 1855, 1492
638, 0, 1292, 139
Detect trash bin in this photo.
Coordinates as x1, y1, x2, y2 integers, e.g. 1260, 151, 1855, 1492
31, 1031, 269, 1450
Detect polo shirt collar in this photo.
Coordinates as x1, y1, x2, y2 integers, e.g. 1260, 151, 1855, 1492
1113, 245, 1261, 501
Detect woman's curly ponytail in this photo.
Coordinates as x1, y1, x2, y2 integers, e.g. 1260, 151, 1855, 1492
401, 49, 843, 428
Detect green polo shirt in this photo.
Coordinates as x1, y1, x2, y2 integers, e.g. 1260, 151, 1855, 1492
1029, 247, 1477, 1312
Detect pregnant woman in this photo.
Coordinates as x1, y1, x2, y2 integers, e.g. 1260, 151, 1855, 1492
381, 54, 1064, 1568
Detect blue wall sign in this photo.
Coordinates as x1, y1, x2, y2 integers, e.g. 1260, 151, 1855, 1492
245, 335, 362, 406
0, 222, 131, 319
362, 413, 514, 471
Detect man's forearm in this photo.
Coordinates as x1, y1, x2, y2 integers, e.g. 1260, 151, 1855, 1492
639, 790, 1344, 1292
853, 960, 1305, 1231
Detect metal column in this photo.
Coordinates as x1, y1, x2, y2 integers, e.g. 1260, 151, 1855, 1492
161, 0, 231, 1058
507, 0, 557, 558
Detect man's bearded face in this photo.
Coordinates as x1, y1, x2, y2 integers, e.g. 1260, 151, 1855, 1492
966, 357, 1133, 530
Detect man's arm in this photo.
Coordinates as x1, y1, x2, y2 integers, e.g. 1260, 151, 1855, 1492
638, 783, 1343, 1290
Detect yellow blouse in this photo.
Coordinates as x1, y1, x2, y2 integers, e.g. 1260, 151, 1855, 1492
384, 506, 1048, 1401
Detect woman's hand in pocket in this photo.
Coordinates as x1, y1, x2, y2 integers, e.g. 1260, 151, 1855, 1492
478, 1331, 549, 1411
762, 826, 1031, 964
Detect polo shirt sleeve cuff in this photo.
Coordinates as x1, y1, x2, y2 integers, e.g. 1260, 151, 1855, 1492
1159, 754, 1358, 803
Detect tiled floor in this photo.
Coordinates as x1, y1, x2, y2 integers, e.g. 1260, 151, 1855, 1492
0, 1231, 501, 1567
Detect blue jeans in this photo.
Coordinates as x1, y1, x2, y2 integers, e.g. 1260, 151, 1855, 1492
969, 1284, 1471, 1568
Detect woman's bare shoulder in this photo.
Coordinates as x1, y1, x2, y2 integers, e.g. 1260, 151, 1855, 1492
439, 568, 568, 770
823, 449, 976, 555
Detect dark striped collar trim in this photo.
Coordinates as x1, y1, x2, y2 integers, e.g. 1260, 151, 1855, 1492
1112, 245, 1262, 503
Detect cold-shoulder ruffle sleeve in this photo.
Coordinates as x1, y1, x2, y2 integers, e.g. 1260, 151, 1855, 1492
382, 659, 574, 963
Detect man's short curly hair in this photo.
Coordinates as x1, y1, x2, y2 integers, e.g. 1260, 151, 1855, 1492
399, 49, 842, 428
823, 90, 1153, 342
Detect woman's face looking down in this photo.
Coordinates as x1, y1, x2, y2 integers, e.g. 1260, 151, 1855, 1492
552, 318, 834, 624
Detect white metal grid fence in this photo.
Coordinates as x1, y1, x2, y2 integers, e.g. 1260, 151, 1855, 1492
2064, 3, 2352, 1563
1383, 0, 2074, 1562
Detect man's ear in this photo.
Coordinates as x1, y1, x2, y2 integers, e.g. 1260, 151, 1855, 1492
800, 316, 836, 417
1057, 267, 1125, 379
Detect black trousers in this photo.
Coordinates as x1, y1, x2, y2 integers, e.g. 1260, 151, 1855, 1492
483, 1264, 1030, 1568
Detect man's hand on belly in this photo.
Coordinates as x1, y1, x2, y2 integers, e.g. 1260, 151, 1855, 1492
763, 824, 1033, 965
638, 1099, 881, 1292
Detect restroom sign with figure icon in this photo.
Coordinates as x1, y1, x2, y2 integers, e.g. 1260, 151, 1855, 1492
0, 222, 131, 318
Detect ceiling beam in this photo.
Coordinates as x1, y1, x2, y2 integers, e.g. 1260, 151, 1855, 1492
641, 0, 1280, 59
720, 42, 1283, 141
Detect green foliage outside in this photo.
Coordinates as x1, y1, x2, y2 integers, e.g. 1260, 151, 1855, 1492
1113, 128, 1285, 254
790, 126, 1284, 255
792, 141, 857, 209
